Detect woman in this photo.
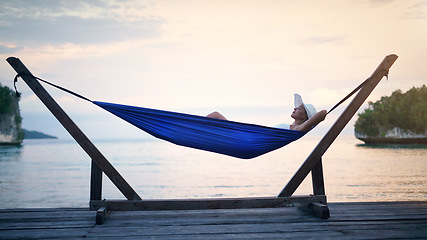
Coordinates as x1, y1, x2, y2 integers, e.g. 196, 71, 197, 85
207, 94, 327, 132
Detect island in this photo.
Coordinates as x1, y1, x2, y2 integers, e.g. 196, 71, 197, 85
354, 85, 427, 144
22, 129, 57, 139
0, 84, 24, 145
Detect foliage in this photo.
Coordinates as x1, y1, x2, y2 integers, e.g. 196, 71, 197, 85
0, 84, 24, 142
355, 85, 427, 137
0, 84, 15, 116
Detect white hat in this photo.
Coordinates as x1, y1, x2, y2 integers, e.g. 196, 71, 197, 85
294, 94, 317, 119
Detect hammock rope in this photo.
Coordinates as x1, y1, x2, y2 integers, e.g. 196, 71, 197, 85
12, 72, 386, 158
13, 71, 386, 115
14, 73, 92, 102
327, 69, 388, 114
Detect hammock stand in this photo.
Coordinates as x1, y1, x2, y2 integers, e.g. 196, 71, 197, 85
7, 54, 398, 222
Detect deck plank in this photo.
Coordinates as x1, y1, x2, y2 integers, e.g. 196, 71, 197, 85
0, 201, 426, 239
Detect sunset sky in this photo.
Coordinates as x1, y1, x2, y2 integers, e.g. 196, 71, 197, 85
0, 0, 426, 139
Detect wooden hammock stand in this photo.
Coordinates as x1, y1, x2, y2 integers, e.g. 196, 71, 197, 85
7, 54, 398, 223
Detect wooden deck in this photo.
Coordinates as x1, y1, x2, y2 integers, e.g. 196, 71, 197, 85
1, 201, 426, 239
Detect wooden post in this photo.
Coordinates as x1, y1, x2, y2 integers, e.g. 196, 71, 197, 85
96, 207, 108, 225
309, 158, 329, 218
311, 157, 325, 196
278, 54, 398, 197
6, 57, 141, 201
90, 160, 103, 201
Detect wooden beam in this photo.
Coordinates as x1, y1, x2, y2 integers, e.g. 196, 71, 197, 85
6, 57, 141, 201
304, 202, 330, 219
90, 195, 327, 211
278, 54, 398, 197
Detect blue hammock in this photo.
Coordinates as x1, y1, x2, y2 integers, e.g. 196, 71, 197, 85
93, 101, 306, 159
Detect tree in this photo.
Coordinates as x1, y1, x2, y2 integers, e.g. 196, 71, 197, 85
0, 84, 14, 116
355, 85, 427, 137
0, 84, 24, 142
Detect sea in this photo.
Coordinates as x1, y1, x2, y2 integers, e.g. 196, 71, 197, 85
0, 135, 426, 209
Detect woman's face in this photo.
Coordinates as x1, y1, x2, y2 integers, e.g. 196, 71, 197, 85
291, 104, 307, 121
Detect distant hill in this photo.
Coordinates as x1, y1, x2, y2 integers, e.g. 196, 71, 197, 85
23, 129, 57, 139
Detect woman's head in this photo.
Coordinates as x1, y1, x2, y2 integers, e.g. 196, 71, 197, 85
293, 94, 317, 122
291, 104, 308, 122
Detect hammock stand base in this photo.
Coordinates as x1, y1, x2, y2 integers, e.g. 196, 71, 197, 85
7, 54, 398, 223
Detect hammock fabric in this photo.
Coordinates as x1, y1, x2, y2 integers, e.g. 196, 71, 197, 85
93, 101, 306, 159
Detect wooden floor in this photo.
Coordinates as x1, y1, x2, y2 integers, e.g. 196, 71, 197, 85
1, 201, 426, 239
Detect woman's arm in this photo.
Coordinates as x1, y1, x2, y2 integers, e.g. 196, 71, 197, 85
292, 110, 327, 132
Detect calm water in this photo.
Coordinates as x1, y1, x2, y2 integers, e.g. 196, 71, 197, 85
0, 135, 426, 209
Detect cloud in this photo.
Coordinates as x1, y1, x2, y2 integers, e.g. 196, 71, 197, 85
367, 0, 427, 19
1, 16, 161, 45
403, 1, 427, 19
368, 0, 396, 7
0, 43, 22, 54
0, 0, 163, 48
1, 0, 145, 19
298, 36, 347, 45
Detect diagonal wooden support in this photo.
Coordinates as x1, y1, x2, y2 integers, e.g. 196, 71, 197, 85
7, 57, 142, 201
278, 54, 398, 197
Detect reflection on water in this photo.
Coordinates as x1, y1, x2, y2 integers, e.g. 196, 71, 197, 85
0, 136, 426, 208
0, 145, 23, 161
0, 145, 24, 208
356, 143, 427, 149
324, 136, 426, 202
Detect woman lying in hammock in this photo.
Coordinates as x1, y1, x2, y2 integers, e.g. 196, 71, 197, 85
207, 94, 327, 132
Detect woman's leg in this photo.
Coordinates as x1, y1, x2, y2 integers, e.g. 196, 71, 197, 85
206, 111, 227, 120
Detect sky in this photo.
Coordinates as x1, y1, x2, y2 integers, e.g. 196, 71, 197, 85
0, 0, 426, 140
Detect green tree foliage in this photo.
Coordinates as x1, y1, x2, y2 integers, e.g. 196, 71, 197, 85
0, 84, 24, 142
355, 85, 427, 137
0, 83, 22, 126
0, 84, 15, 116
